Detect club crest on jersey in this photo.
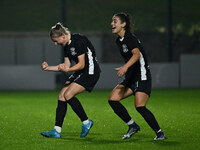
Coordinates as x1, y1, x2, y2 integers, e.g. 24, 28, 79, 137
122, 44, 128, 53
70, 47, 77, 55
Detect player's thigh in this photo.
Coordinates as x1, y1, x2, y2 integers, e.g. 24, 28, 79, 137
64, 82, 86, 100
134, 92, 149, 107
109, 84, 133, 101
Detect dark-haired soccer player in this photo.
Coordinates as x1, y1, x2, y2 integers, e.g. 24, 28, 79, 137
109, 12, 166, 140
41, 22, 101, 138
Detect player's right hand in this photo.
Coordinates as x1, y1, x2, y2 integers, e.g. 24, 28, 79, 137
115, 66, 127, 78
41, 61, 48, 70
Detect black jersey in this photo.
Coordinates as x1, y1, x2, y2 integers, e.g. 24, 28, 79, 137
64, 33, 101, 75
116, 31, 151, 81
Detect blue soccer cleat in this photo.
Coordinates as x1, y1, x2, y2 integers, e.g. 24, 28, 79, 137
154, 131, 167, 140
80, 120, 93, 137
40, 129, 61, 138
122, 122, 140, 140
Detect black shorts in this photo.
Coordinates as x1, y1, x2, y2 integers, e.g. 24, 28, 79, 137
120, 78, 151, 97
65, 71, 100, 92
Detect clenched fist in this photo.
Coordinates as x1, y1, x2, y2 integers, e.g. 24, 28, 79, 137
41, 61, 49, 70
58, 64, 68, 72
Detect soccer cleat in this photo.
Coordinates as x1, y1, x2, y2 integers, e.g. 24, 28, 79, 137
122, 122, 140, 140
40, 129, 61, 138
80, 120, 93, 137
154, 131, 167, 140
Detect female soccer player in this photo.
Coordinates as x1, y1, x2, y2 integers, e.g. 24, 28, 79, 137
41, 22, 101, 138
109, 13, 166, 140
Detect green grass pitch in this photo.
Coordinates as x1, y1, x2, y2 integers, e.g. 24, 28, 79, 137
0, 89, 200, 150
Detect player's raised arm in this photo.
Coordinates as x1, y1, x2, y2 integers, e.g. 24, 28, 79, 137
41, 57, 71, 72
41, 62, 58, 71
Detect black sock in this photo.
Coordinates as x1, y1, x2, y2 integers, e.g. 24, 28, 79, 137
136, 106, 160, 132
67, 97, 88, 122
55, 100, 67, 127
108, 100, 132, 123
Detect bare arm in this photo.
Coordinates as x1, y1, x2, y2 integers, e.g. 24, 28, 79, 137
58, 54, 85, 72
41, 57, 71, 72
115, 48, 141, 77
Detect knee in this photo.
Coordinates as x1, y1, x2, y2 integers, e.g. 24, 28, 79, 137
108, 95, 113, 101
58, 93, 65, 101
135, 103, 146, 108
134, 98, 146, 108
109, 95, 121, 101
64, 91, 74, 101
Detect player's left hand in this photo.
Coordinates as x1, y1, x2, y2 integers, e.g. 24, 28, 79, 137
58, 64, 69, 72
115, 66, 128, 77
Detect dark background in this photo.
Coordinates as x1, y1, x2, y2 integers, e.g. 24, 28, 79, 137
0, 0, 199, 62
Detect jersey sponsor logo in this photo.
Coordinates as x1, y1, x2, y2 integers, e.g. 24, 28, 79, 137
122, 44, 129, 53
70, 47, 77, 56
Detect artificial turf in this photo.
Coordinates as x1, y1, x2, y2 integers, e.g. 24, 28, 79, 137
0, 89, 200, 150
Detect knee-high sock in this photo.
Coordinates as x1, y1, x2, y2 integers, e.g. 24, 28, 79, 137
136, 106, 160, 132
67, 97, 88, 122
55, 100, 67, 127
108, 100, 132, 123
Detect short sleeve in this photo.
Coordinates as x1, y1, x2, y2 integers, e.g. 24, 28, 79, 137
75, 40, 87, 56
126, 36, 139, 50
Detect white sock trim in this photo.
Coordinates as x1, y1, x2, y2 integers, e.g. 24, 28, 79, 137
156, 129, 162, 133
54, 126, 61, 133
82, 119, 89, 125
127, 119, 134, 125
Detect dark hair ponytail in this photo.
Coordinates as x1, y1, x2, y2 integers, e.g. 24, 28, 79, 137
114, 12, 133, 33
50, 22, 70, 37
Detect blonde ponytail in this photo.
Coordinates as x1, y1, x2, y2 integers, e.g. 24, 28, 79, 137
50, 22, 70, 37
